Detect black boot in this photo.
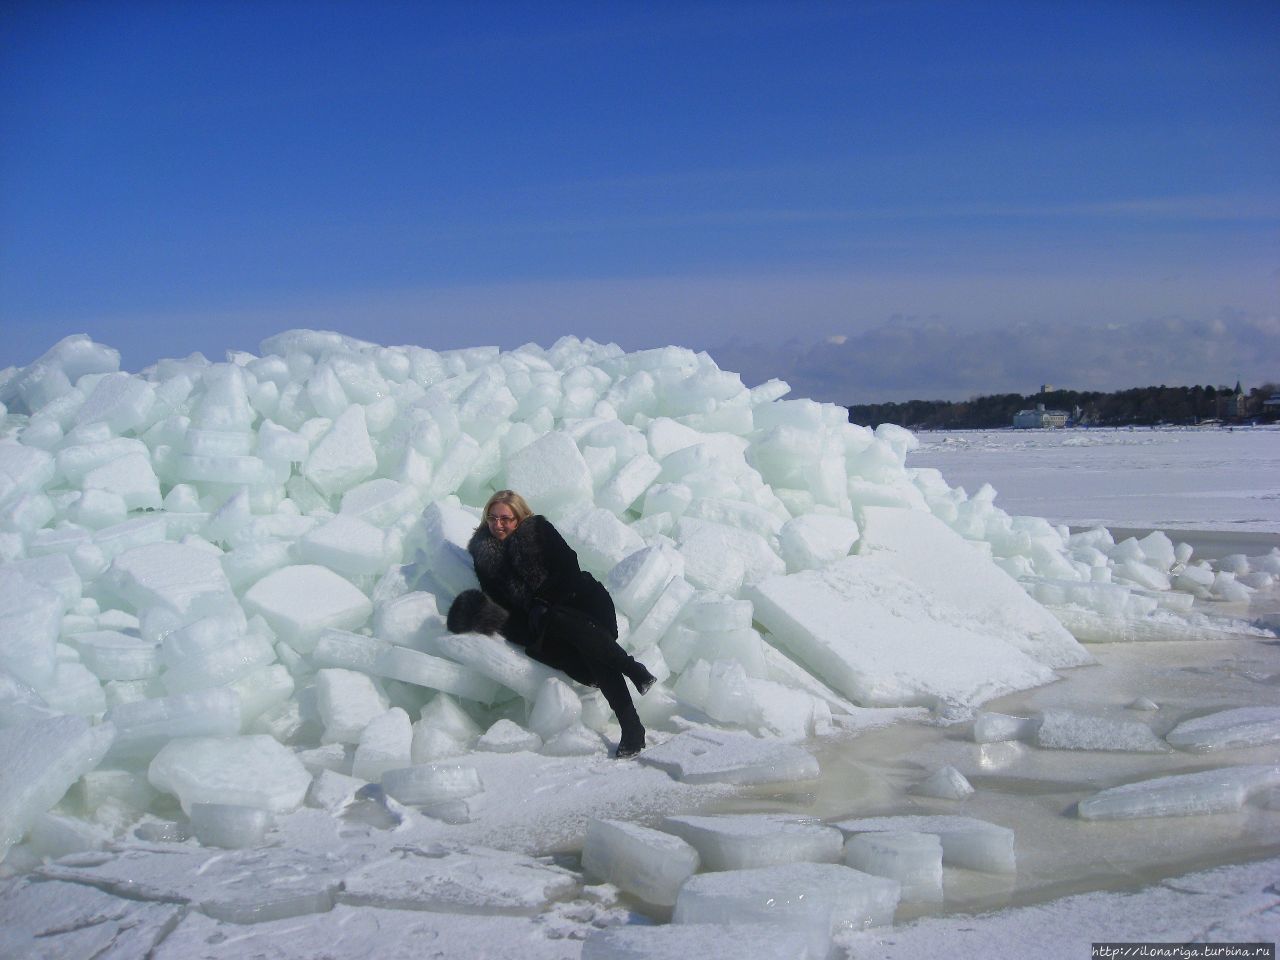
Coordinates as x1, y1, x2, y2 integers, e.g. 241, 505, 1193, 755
593, 668, 646, 759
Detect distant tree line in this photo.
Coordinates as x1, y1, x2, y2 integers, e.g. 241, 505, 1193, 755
848, 382, 1280, 430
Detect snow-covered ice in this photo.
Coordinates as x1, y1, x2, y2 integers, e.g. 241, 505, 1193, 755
0, 332, 1278, 957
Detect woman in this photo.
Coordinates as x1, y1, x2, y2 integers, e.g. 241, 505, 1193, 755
446, 490, 655, 759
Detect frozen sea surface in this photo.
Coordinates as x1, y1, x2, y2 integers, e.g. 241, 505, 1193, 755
910, 425, 1280, 537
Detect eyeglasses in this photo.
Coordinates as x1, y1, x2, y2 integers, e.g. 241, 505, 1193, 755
487, 514, 518, 526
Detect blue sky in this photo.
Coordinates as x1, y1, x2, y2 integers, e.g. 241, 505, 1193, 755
3, 1, 1277, 402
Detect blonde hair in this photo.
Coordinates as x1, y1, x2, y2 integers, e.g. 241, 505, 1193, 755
481, 489, 533, 528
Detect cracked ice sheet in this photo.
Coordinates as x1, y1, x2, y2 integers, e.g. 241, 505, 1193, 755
152, 904, 583, 960
840, 856, 1280, 960
0, 876, 183, 960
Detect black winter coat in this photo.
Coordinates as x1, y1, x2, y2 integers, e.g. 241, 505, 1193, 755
448, 515, 616, 686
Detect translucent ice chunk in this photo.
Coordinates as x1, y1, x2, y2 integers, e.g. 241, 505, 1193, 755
148, 735, 311, 815
351, 708, 412, 782
844, 830, 943, 903
661, 813, 842, 871
638, 728, 820, 785
243, 565, 373, 652
909, 765, 975, 800
1077, 765, 1280, 820
315, 668, 389, 744
1165, 707, 1280, 752
189, 802, 273, 849
835, 815, 1016, 874
582, 818, 700, 907
0, 714, 115, 861
107, 687, 241, 761
674, 862, 899, 960
381, 763, 483, 805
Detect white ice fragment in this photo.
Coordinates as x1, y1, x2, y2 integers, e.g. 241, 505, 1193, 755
315, 668, 389, 744
82, 451, 162, 510
527, 677, 582, 739
582, 817, 700, 907
0, 567, 64, 688
243, 565, 372, 652
107, 540, 238, 623
351, 707, 413, 781
541, 723, 606, 756
835, 815, 1016, 874
306, 768, 365, 814
661, 813, 843, 871
434, 630, 557, 701
624, 575, 694, 652
556, 505, 646, 574
606, 544, 678, 621
0, 442, 57, 510
26, 811, 111, 860
0, 715, 115, 861
71, 629, 160, 681
381, 763, 483, 805
674, 862, 899, 960
778, 513, 860, 573
638, 728, 820, 785
1034, 709, 1168, 752
189, 802, 273, 849
374, 590, 445, 649
296, 513, 397, 576
313, 628, 499, 703
477, 718, 542, 753
417, 692, 482, 744
148, 734, 311, 814
1128, 697, 1160, 711
910, 765, 975, 800
844, 830, 944, 902
503, 430, 594, 513
1164, 707, 1280, 752
1077, 765, 1280, 820
302, 404, 378, 497
107, 687, 241, 760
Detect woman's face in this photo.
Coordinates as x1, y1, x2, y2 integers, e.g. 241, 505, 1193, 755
486, 503, 520, 541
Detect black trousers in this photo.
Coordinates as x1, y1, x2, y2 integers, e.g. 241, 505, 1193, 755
536, 602, 642, 735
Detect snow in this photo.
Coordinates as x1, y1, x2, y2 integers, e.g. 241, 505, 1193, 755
0, 333, 1278, 957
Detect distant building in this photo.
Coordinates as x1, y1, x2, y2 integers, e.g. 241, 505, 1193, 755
1013, 403, 1068, 429
1215, 382, 1247, 420
1263, 392, 1280, 422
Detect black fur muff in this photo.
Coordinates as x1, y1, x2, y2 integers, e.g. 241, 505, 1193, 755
446, 589, 509, 635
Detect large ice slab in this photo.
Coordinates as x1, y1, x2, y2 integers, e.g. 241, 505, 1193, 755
674, 862, 899, 960
857, 506, 1092, 668
0, 715, 115, 861
1076, 765, 1280, 820
661, 813, 843, 871
638, 728, 820, 785
749, 556, 1058, 709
